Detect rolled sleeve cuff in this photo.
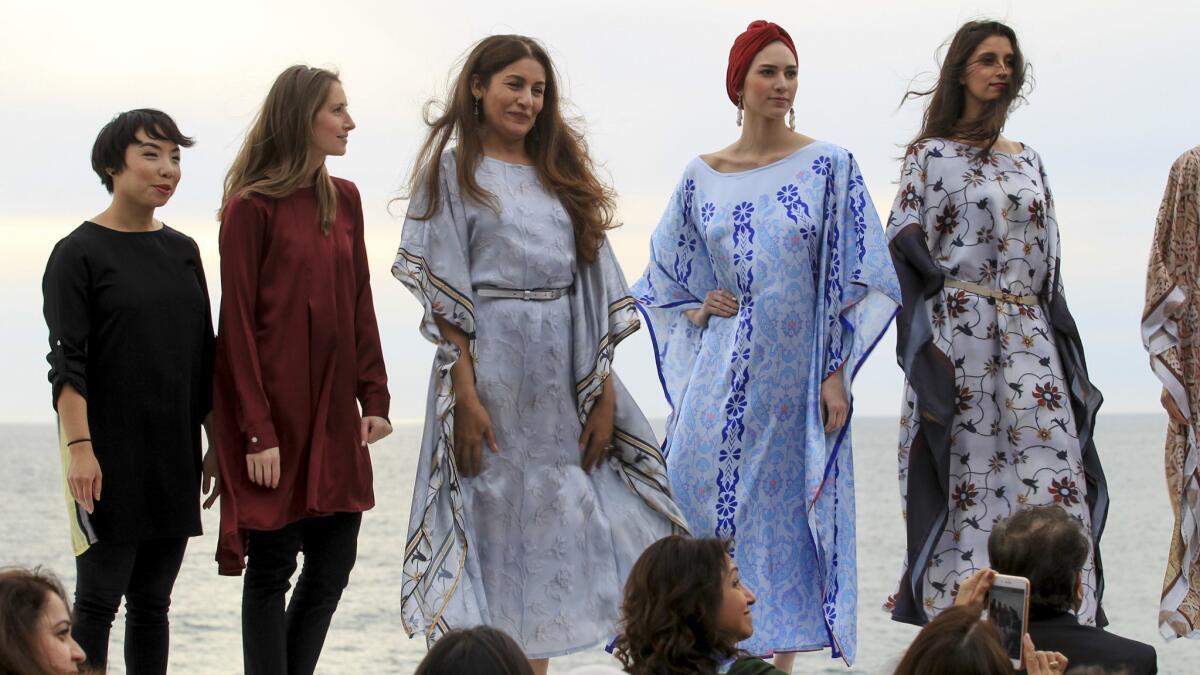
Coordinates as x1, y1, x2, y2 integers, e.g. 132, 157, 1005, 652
361, 397, 390, 423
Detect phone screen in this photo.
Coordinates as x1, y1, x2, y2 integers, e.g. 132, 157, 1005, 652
987, 585, 1027, 661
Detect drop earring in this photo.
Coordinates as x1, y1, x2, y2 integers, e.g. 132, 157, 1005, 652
473, 97, 481, 119
736, 93, 743, 127
788, 107, 795, 131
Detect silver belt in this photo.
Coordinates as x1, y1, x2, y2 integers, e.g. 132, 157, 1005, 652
475, 285, 571, 301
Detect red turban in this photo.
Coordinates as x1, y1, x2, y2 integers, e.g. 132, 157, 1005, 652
726, 20, 797, 106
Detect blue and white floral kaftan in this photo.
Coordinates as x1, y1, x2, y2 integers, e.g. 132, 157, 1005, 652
632, 143, 900, 663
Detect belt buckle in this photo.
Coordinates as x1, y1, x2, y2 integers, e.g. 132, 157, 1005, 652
523, 289, 533, 301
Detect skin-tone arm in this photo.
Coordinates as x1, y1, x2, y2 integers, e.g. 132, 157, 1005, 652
434, 314, 498, 477
579, 378, 615, 473
201, 413, 220, 508
58, 384, 101, 514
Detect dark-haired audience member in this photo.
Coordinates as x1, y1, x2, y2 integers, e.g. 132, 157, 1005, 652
892, 603, 1065, 675
413, 626, 533, 675
42, 109, 217, 674
0, 567, 88, 675
613, 535, 786, 675
988, 506, 1157, 674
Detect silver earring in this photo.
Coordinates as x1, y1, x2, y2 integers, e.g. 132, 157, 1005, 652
788, 107, 795, 131
736, 93, 743, 127
473, 97, 480, 119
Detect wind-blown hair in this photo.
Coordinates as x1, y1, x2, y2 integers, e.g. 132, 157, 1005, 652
902, 20, 1031, 157
612, 536, 737, 675
221, 65, 341, 233
406, 34, 616, 264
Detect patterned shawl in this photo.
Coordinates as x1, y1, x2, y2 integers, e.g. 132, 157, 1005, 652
1142, 145, 1200, 640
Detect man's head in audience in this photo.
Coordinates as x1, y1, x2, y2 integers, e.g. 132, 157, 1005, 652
987, 505, 1088, 614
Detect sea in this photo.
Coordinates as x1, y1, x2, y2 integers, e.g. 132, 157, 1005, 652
2, 414, 1197, 673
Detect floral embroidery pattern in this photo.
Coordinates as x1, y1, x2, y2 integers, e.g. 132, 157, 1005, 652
888, 139, 1101, 627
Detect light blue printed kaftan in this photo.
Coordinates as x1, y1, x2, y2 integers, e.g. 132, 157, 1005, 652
394, 151, 686, 659
632, 143, 900, 663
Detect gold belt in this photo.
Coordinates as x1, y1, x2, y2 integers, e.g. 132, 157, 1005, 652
943, 279, 1039, 306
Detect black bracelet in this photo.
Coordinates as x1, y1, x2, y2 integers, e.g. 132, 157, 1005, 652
66, 438, 92, 447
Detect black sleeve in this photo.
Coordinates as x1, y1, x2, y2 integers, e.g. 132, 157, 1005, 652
191, 238, 216, 418
42, 237, 90, 410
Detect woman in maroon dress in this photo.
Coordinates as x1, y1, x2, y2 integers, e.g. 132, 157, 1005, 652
212, 65, 392, 675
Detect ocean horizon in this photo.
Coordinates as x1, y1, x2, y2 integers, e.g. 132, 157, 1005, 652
2, 413, 1197, 673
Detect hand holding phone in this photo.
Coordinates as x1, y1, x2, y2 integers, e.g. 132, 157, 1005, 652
986, 573, 1031, 668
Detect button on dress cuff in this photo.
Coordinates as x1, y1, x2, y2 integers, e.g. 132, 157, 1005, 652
245, 428, 278, 453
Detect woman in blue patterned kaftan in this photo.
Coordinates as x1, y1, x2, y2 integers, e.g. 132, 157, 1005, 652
393, 36, 686, 671
631, 21, 899, 668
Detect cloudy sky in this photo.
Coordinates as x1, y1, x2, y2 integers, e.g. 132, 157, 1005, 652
1, 0, 1195, 425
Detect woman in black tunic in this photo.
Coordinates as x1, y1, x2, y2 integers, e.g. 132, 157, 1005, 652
41, 109, 217, 674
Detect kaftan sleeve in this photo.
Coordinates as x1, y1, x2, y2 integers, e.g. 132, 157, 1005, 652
392, 152, 475, 356
342, 182, 390, 420
218, 196, 279, 453
42, 236, 90, 409
821, 151, 901, 380
1143, 149, 1200, 397
885, 144, 931, 242
629, 173, 718, 413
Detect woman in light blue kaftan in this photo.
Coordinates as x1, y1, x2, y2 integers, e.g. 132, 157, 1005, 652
632, 143, 899, 662
395, 150, 686, 659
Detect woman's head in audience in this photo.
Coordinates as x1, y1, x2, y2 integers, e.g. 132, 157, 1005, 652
413, 625, 533, 675
614, 535, 754, 675
0, 567, 86, 675
893, 604, 1011, 675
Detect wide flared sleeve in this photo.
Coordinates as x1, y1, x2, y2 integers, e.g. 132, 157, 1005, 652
345, 182, 389, 420
189, 237, 216, 419
393, 151, 485, 642
217, 196, 279, 453
1142, 148, 1200, 639
43, 235, 91, 408
818, 151, 901, 382
629, 174, 718, 439
572, 239, 689, 536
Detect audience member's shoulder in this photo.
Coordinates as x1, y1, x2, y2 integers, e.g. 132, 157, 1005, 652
725, 656, 787, 675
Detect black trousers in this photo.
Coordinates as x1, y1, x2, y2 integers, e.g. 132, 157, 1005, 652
242, 511, 362, 675
72, 536, 188, 674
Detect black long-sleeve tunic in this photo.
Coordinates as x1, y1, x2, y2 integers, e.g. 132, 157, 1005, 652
43, 221, 214, 545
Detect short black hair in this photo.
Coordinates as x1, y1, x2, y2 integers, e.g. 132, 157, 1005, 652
90, 109, 194, 194
987, 505, 1090, 614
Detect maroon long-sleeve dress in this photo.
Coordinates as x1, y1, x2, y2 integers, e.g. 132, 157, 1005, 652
213, 177, 389, 575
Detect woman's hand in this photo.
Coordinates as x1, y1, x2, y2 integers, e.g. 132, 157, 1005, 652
580, 379, 616, 473
1162, 388, 1187, 425
1023, 634, 1067, 674
247, 447, 280, 489
361, 416, 393, 446
67, 443, 102, 514
201, 447, 221, 509
685, 290, 739, 328
821, 370, 849, 433
454, 395, 498, 477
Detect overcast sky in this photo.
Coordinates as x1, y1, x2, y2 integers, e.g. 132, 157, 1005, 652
1, 0, 1195, 425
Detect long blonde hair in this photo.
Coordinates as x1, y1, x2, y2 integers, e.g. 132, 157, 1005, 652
407, 35, 616, 264
221, 65, 340, 232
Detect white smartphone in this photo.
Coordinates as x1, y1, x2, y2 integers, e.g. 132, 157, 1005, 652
986, 573, 1031, 668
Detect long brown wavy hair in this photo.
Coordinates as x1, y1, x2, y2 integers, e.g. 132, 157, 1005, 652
0, 567, 77, 675
902, 20, 1031, 157
407, 34, 616, 264
221, 65, 341, 233
612, 536, 738, 675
